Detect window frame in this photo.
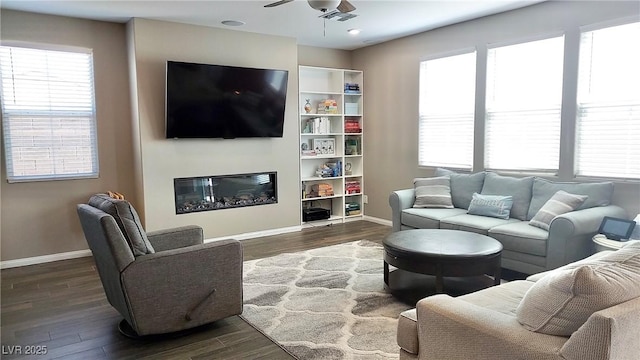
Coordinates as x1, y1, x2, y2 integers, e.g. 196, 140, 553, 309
0, 41, 99, 183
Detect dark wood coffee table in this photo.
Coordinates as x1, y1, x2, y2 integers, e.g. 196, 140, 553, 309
383, 229, 502, 295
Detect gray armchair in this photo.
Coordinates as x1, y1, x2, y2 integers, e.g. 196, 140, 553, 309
77, 194, 243, 337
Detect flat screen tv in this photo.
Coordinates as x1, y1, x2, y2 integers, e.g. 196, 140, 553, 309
165, 61, 288, 139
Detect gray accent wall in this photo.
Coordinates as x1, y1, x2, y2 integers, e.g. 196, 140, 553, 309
352, 0, 640, 222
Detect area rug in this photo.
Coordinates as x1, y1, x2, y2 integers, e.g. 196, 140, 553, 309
241, 240, 412, 359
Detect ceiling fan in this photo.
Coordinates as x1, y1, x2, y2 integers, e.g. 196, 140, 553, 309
265, 0, 356, 13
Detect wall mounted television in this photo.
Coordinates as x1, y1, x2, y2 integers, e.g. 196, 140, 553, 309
165, 61, 289, 139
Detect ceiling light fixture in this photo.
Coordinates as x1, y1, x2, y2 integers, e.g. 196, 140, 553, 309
308, 0, 341, 12
221, 20, 245, 27
348, 28, 361, 35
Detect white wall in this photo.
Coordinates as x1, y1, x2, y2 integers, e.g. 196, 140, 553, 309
353, 0, 640, 221
127, 19, 302, 238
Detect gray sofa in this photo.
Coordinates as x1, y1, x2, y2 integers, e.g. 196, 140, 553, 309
389, 171, 627, 274
396, 243, 640, 360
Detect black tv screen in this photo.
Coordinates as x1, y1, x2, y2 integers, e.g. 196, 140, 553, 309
165, 61, 288, 138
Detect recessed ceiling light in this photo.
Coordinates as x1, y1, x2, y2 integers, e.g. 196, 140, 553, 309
348, 28, 361, 35
222, 20, 245, 27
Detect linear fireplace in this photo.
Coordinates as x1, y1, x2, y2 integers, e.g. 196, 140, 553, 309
174, 172, 277, 214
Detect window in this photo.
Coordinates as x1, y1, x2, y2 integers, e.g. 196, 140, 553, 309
0, 45, 98, 182
485, 36, 564, 172
418, 51, 476, 170
576, 21, 640, 179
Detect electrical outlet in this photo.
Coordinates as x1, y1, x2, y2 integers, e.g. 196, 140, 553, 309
363, 195, 368, 204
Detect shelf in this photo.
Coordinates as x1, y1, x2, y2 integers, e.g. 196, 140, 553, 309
299, 65, 364, 225
302, 194, 342, 201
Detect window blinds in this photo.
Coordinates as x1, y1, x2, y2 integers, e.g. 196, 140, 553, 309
485, 36, 564, 172
418, 51, 476, 170
0, 45, 98, 182
576, 22, 640, 179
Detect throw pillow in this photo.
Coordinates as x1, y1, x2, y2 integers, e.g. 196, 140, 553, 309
529, 191, 588, 231
467, 193, 514, 219
526, 178, 613, 220
516, 244, 640, 336
481, 172, 534, 220
88, 194, 155, 256
413, 176, 454, 209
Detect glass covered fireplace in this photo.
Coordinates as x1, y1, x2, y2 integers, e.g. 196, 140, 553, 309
174, 172, 277, 214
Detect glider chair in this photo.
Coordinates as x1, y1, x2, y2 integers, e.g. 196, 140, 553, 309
77, 193, 243, 337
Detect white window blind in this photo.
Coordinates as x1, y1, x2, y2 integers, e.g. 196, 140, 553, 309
576, 22, 640, 179
418, 51, 476, 170
485, 36, 564, 172
0, 45, 98, 182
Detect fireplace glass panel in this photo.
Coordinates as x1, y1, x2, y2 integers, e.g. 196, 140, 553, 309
174, 172, 277, 214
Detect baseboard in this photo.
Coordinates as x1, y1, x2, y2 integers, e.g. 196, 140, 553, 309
205, 225, 304, 242
363, 215, 392, 227
0, 249, 93, 269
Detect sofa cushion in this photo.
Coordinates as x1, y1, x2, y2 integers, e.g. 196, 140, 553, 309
413, 177, 453, 208
527, 178, 614, 220
489, 222, 548, 257
435, 168, 486, 209
401, 208, 467, 229
481, 173, 534, 221
516, 242, 640, 336
440, 214, 520, 235
529, 191, 588, 231
397, 309, 418, 354
89, 194, 155, 256
459, 280, 535, 317
467, 193, 513, 220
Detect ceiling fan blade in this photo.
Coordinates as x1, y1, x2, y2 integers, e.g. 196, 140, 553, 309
337, 0, 356, 13
264, 0, 294, 8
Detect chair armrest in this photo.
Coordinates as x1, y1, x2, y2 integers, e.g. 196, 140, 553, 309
121, 239, 242, 336
146, 225, 204, 251
561, 297, 640, 360
415, 294, 567, 359
389, 189, 415, 232
546, 205, 627, 269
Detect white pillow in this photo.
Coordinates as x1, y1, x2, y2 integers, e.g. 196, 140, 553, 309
529, 190, 587, 231
412, 176, 453, 209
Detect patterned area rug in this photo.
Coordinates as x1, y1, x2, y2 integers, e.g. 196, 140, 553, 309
241, 240, 412, 359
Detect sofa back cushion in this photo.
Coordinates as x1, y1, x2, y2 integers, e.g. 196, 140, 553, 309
436, 170, 486, 210
413, 177, 454, 208
88, 194, 155, 256
480, 172, 534, 220
527, 178, 614, 220
516, 242, 640, 336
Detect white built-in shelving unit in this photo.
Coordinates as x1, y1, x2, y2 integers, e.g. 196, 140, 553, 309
299, 65, 364, 225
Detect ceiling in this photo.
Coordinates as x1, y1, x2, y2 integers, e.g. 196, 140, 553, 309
1, 0, 545, 50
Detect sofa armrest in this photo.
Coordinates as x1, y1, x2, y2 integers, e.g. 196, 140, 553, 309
546, 205, 627, 269
415, 294, 567, 359
121, 239, 243, 335
389, 189, 415, 232
146, 225, 204, 251
561, 297, 640, 360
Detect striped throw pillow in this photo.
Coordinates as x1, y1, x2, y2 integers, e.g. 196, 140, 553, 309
529, 190, 588, 231
412, 176, 453, 208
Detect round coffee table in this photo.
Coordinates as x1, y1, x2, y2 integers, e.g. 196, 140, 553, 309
383, 229, 503, 295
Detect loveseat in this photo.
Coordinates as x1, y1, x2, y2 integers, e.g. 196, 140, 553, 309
396, 241, 640, 360
389, 170, 627, 274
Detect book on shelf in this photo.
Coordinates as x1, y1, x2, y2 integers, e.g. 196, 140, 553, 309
317, 99, 338, 114
303, 117, 331, 134
345, 119, 361, 133
345, 180, 361, 194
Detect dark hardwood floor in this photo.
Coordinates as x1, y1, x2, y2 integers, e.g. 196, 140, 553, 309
1, 220, 392, 360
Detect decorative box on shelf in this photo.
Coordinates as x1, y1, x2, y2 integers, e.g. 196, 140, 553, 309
345, 103, 359, 115
317, 99, 338, 114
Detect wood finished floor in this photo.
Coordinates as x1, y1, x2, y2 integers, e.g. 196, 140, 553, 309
1, 220, 392, 360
